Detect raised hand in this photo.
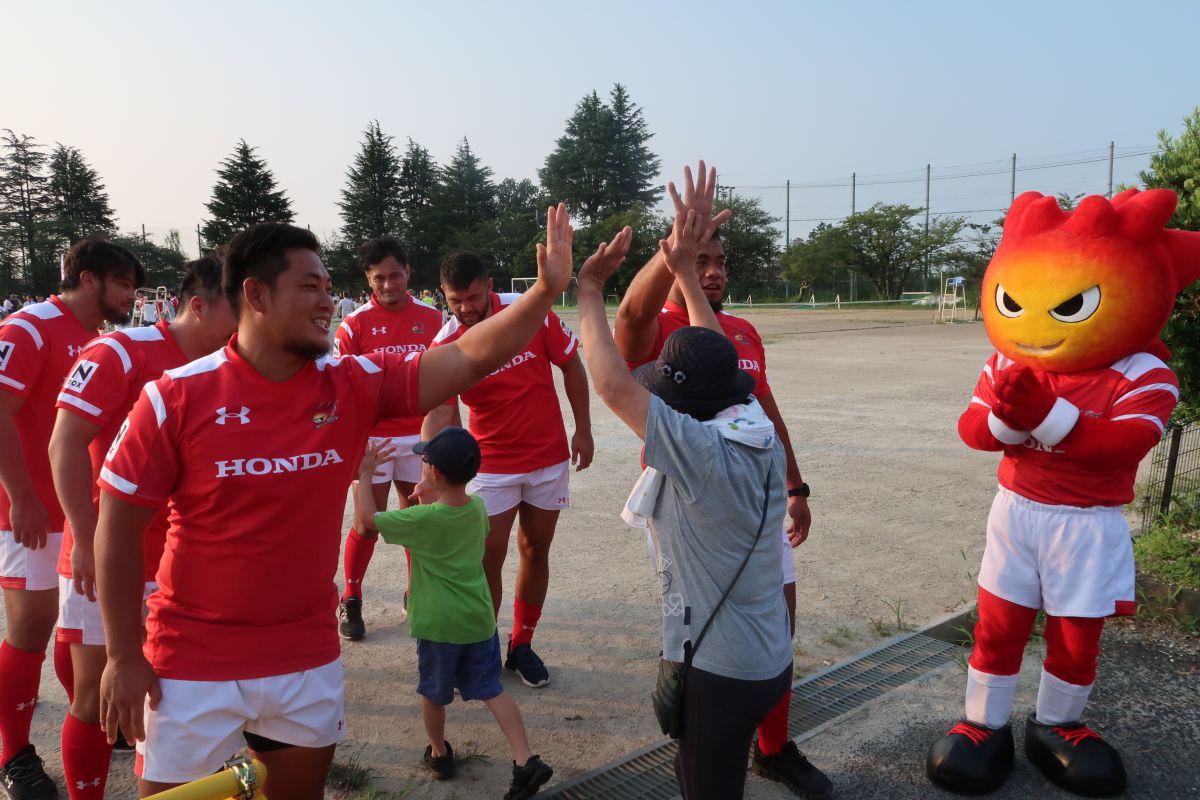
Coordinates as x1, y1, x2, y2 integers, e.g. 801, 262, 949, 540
357, 439, 397, 483
666, 160, 732, 241
659, 209, 713, 279
535, 203, 575, 296
993, 366, 1057, 431
578, 226, 633, 291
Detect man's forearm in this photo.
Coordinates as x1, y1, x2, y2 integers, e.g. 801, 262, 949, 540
456, 287, 556, 381
561, 356, 592, 432
0, 412, 37, 502
50, 428, 99, 551
95, 495, 156, 661
578, 285, 648, 436
421, 404, 459, 440
675, 273, 721, 333
614, 249, 672, 362
759, 391, 803, 489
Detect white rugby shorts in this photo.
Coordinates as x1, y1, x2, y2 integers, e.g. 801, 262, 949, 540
56, 578, 156, 646
0, 531, 63, 591
137, 658, 346, 783
468, 460, 570, 516
978, 486, 1136, 618
369, 434, 423, 485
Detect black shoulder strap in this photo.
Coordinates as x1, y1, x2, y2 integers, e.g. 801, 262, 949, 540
686, 459, 775, 665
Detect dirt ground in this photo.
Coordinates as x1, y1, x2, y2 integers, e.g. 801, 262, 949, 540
12, 307, 1045, 798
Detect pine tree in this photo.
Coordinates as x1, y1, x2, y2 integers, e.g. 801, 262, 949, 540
201, 140, 294, 249
0, 130, 56, 293
606, 84, 661, 211
338, 121, 403, 246
425, 138, 497, 269
539, 85, 661, 224
397, 139, 440, 279
47, 144, 117, 244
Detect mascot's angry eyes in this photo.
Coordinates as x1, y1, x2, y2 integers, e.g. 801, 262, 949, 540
994, 284, 1101, 323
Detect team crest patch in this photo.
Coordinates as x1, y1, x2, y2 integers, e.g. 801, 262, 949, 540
313, 400, 339, 429
733, 331, 750, 345
411, 322, 425, 334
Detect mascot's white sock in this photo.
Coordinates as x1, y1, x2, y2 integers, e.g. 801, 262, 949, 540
965, 666, 1019, 729
1035, 668, 1093, 725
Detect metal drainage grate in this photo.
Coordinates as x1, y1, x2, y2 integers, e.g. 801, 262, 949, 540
541, 631, 960, 799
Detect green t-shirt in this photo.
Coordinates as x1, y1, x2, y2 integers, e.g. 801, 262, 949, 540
374, 496, 495, 644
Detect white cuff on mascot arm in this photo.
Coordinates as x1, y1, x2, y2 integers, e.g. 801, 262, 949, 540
987, 411, 1030, 445
1031, 398, 1080, 447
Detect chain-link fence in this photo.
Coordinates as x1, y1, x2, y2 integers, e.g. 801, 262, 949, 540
1139, 416, 1200, 534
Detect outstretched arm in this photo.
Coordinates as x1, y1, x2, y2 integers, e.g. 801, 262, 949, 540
578, 228, 651, 439
417, 204, 575, 411
614, 161, 731, 362
660, 209, 722, 334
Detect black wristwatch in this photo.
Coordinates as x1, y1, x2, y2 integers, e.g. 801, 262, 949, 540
787, 483, 810, 498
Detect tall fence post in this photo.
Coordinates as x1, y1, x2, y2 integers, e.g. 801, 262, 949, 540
1159, 423, 1185, 518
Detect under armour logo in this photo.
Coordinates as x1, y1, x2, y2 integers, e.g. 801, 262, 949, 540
215, 406, 250, 425
67, 344, 82, 357
15, 697, 36, 711
337, 719, 344, 731
371, 326, 388, 336
75, 778, 102, 789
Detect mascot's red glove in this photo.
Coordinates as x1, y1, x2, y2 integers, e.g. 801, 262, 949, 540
993, 366, 1056, 431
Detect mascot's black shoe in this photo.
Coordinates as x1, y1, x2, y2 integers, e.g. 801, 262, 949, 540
1024, 715, 1126, 798
926, 720, 1014, 795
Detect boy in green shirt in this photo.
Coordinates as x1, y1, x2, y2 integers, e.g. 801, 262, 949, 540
355, 427, 553, 799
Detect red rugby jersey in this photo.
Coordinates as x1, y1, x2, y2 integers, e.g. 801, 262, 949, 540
965, 351, 1178, 507
431, 293, 577, 474
333, 295, 441, 437
55, 320, 190, 582
0, 296, 96, 533
99, 339, 421, 680
628, 300, 771, 397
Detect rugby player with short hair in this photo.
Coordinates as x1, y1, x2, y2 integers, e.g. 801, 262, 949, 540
334, 238, 442, 641
0, 237, 142, 800
615, 163, 830, 798
95, 208, 577, 799
423, 250, 593, 689
49, 256, 237, 800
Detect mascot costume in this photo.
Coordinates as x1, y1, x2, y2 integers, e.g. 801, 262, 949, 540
926, 188, 1200, 797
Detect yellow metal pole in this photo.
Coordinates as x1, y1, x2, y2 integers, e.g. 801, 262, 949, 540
144, 758, 267, 800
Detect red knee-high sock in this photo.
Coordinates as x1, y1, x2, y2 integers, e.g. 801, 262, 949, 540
757, 688, 792, 755
54, 637, 75, 703
342, 528, 376, 600
0, 640, 45, 763
1042, 615, 1104, 686
511, 598, 542, 647
62, 713, 113, 800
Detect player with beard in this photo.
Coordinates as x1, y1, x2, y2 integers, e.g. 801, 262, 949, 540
615, 164, 829, 799
95, 210, 576, 799
49, 256, 237, 800
423, 251, 593, 689
0, 238, 141, 800
334, 238, 442, 641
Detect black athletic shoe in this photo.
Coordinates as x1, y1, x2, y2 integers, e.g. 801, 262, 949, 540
1025, 715, 1126, 798
752, 740, 833, 799
0, 744, 59, 800
112, 729, 135, 753
423, 740, 455, 781
505, 640, 550, 688
338, 596, 366, 641
504, 755, 553, 799
926, 720, 1014, 795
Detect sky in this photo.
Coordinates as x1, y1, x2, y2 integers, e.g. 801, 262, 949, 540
3, 0, 1197, 256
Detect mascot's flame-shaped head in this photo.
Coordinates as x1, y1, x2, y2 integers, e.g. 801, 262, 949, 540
983, 188, 1200, 372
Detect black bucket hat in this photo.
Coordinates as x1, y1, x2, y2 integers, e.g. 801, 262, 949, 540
633, 326, 756, 416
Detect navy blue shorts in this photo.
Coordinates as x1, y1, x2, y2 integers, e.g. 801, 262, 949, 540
417, 632, 503, 705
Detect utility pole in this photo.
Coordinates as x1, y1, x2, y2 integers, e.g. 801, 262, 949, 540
1010, 153, 1016, 204
851, 172, 856, 215
924, 164, 931, 291
141, 223, 146, 244
1107, 141, 1114, 197
196, 224, 202, 255
785, 179, 790, 247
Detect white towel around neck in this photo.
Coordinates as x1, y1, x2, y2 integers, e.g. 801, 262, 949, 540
621, 397, 776, 529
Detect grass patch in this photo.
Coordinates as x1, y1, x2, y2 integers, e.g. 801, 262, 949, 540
327, 755, 372, 792
1134, 504, 1200, 589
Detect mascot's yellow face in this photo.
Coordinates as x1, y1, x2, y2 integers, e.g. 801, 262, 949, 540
983, 244, 1168, 372
981, 189, 1200, 373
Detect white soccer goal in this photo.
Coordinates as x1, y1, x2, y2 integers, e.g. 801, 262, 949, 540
511, 276, 576, 307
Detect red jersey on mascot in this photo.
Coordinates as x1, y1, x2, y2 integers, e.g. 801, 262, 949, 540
927, 189, 1200, 798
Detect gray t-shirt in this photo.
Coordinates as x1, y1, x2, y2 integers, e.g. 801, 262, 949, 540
644, 395, 793, 681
